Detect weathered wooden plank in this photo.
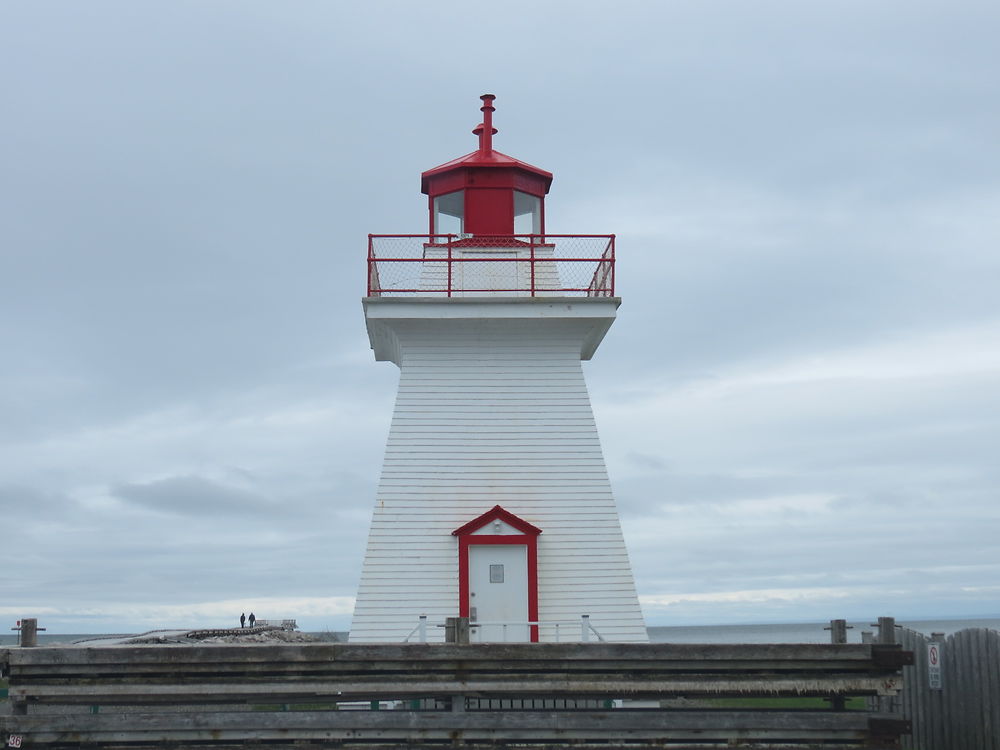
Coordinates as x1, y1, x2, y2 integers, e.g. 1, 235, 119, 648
6, 672, 909, 693
11, 665, 901, 693
3, 641, 897, 664
954, 630, 969, 749
0, 744, 902, 750
912, 629, 927, 750
962, 629, 976, 749
9, 675, 902, 705
7, 660, 902, 680
896, 626, 923, 750
943, 631, 958, 750
960, 629, 974, 750
967, 630, 984, 750
0, 708, 896, 741
15, 746, 886, 750
988, 629, 1000, 750
981, 628, 998, 750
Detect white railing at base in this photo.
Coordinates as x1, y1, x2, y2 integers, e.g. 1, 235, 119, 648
404, 615, 605, 643
403, 616, 430, 644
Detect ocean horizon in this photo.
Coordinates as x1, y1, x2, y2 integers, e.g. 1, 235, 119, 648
3, 616, 997, 647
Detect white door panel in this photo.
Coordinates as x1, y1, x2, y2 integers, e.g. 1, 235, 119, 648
469, 544, 529, 642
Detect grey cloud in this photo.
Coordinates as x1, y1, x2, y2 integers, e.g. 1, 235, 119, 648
113, 476, 272, 516
0, 485, 68, 515
624, 452, 669, 471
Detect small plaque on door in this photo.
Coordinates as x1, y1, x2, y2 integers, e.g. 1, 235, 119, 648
489, 564, 504, 583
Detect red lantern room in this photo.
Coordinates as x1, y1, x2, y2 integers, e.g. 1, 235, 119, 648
421, 94, 553, 238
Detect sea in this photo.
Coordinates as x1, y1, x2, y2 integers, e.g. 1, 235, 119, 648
2, 617, 997, 647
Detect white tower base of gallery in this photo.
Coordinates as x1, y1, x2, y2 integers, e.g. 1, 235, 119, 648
349, 297, 648, 643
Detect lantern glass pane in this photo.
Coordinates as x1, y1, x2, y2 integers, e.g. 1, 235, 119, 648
433, 191, 464, 238
513, 191, 541, 235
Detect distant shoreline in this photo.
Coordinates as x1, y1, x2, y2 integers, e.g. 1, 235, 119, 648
2, 616, 997, 647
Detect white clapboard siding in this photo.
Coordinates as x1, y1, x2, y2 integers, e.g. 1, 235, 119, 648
351, 300, 647, 643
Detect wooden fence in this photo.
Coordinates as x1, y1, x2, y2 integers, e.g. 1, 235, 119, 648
0, 641, 911, 749
880, 625, 1000, 750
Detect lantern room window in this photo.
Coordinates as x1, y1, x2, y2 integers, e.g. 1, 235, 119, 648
514, 191, 541, 235
433, 190, 464, 237
433, 189, 541, 237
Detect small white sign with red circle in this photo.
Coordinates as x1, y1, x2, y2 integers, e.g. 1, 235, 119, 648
927, 642, 942, 689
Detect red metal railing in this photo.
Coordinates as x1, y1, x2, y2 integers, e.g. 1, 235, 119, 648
367, 235, 615, 298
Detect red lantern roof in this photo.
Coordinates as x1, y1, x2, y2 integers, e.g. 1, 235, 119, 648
420, 94, 553, 199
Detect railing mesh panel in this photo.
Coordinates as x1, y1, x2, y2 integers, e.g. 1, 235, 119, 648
368, 235, 614, 297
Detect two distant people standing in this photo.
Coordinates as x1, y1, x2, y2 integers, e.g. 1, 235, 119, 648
239, 612, 256, 629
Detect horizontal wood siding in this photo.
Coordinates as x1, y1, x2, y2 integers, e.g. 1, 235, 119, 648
351, 317, 647, 642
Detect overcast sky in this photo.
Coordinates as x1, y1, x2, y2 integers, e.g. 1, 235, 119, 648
2, 1, 998, 635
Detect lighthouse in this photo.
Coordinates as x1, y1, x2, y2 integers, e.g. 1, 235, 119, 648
350, 95, 647, 643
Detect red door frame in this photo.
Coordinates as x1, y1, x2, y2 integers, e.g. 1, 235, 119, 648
452, 505, 541, 642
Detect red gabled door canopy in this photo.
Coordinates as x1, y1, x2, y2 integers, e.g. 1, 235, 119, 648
422, 95, 553, 237
451, 504, 543, 537
452, 505, 541, 642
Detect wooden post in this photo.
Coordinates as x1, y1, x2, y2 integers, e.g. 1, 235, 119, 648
20, 618, 38, 647
876, 617, 897, 645
827, 620, 849, 710
445, 617, 469, 712
445, 617, 470, 645
872, 617, 897, 715
827, 619, 849, 645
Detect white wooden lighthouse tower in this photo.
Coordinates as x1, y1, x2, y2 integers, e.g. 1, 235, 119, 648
350, 95, 647, 643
